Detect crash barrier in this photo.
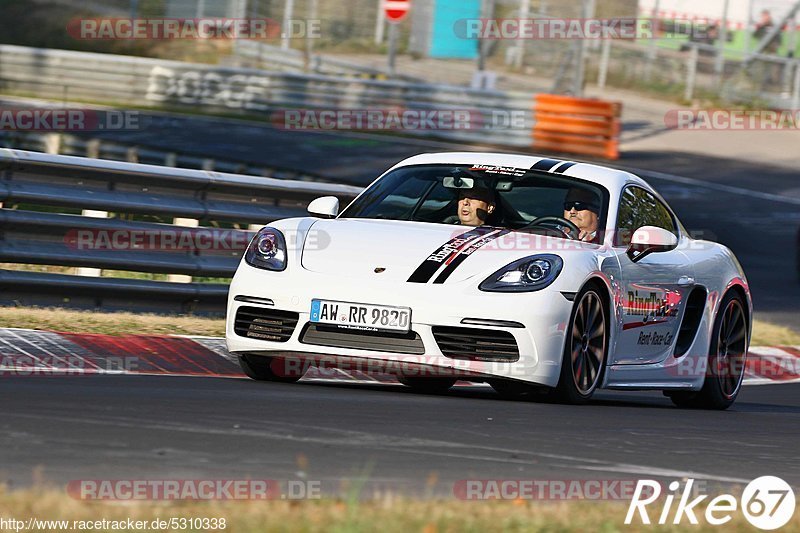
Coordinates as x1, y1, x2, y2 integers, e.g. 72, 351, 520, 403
0, 130, 328, 182
233, 40, 407, 82
0, 149, 363, 314
532, 94, 622, 160
0, 44, 534, 148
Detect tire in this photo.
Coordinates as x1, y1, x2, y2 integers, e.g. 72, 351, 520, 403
397, 375, 456, 394
669, 291, 748, 410
238, 354, 305, 383
553, 285, 608, 404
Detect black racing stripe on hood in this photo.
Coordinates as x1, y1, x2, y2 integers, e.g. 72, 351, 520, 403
432, 229, 512, 284
529, 158, 563, 172
407, 226, 496, 283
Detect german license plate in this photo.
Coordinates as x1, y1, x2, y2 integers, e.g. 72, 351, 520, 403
310, 299, 411, 333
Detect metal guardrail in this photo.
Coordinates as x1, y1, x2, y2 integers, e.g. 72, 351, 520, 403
232, 40, 418, 81
0, 129, 331, 182
0, 149, 363, 314
0, 44, 536, 147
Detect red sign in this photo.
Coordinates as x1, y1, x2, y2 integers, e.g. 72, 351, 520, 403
384, 0, 411, 23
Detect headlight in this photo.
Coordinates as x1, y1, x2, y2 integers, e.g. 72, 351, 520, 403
479, 254, 563, 292
244, 227, 287, 271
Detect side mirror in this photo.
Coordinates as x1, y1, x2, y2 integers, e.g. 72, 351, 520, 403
307, 196, 339, 219
627, 225, 678, 262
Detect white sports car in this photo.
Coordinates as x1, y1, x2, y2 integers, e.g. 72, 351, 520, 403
226, 152, 752, 409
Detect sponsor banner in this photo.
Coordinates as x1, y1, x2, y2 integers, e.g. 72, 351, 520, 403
67, 18, 320, 40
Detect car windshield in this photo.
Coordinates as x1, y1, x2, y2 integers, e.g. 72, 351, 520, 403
340, 164, 608, 236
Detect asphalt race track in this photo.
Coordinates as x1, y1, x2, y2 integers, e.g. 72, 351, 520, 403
2, 102, 799, 497
2, 374, 799, 493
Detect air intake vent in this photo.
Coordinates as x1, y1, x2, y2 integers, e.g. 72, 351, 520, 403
432, 326, 520, 362
300, 323, 426, 354
234, 306, 299, 342
674, 288, 707, 357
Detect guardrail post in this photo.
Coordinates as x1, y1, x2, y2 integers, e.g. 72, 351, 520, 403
168, 217, 199, 283
76, 209, 108, 277
43, 133, 62, 154
685, 45, 699, 102
86, 139, 101, 159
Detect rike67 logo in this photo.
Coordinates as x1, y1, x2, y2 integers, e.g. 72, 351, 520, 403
626, 477, 795, 530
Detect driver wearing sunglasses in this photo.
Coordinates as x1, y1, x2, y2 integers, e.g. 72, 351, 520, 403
563, 188, 600, 242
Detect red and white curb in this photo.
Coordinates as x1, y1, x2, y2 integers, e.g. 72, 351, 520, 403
0, 328, 798, 386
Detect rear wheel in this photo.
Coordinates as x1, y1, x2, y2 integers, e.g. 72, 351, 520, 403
238, 354, 305, 383
397, 375, 456, 394
669, 291, 748, 410
553, 285, 608, 404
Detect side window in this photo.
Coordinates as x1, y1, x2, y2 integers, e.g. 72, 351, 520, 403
615, 187, 677, 246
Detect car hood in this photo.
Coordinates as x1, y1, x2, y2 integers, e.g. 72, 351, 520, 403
301, 218, 574, 284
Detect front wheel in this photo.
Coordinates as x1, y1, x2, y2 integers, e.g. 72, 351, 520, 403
238, 354, 305, 383
669, 291, 748, 410
553, 285, 608, 404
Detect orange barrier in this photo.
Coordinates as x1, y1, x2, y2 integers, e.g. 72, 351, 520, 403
532, 94, 622, 160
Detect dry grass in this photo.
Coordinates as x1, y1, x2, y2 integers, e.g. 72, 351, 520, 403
751, 320, 800, 346
1, 485, 798, 532
0, 307, 225, 337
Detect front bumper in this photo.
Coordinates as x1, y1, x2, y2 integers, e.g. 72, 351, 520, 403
225, 262, 573, 387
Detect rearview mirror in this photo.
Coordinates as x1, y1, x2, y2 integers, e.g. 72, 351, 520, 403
308, 196, 339, 219
443, 176, 474, 189
627, 226, 678, 262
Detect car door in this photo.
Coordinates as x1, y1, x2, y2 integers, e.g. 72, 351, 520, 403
612, 186, 695, 365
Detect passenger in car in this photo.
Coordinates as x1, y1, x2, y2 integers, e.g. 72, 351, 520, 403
563, 188, 600, 242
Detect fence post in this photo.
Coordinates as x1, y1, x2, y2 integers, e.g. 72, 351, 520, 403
43, 133, 62, 155
792, 60, 800, 110
76, 209, 108, 277
597, 38, 611, 90
685, 45, 699, 101
86, 138, 101, 159
164, 152, 177, 167
202, 159, 215, 171
126, 146, 139, 163
168, 217, 199, 284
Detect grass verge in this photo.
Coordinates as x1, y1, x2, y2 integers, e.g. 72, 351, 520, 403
0, 307, 797, 346
2, 486, 797, 533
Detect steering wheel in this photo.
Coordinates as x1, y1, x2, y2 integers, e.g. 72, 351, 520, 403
525, 216, 581, 240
